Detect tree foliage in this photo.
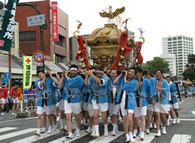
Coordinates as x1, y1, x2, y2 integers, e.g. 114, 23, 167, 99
143, 57, 169, 75
183, 66, 195, 81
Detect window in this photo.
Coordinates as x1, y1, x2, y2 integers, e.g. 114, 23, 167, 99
178, 37, 182, 40
19, 31, 36, 41
173, 37, 177, 40
168, 38, 172, 41
55, 34, 66, 48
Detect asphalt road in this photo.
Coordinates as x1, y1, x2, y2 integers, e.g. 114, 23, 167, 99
0, 96, 194, 143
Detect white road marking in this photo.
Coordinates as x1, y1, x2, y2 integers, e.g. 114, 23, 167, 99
0, 117, 37, 124
11, 129, 61, 143
0, 128, 36, 141
0, 127, 17, 133
49, 129, 88, 143
170, 134, 191, 143
88, 131, 124, 143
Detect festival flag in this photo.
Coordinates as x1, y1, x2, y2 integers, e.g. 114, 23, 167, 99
0, 0, 19, 51
23, 56, 32, 89
51, 1, 59, 41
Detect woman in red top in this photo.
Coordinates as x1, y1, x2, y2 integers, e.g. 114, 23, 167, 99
10, 85, 20, 116
0, 83, 8, 115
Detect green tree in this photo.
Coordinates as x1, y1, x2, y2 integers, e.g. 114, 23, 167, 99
183, 66, 195, 81
143, 57, 169, 74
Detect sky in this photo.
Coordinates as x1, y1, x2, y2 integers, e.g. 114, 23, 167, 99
1, 0, 195, 63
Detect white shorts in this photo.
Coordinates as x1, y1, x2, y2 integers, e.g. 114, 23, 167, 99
23, 99, 28, 103
88, 104, 94, 117
82, 102, 88, 111
92, 100, 108, 112
171, 102, 179, 109
57, 99, 64, 111
134, 106, 147, 117
120, 100, 134, 116
12, 97, 21, 104
0, 98, 6, 105
108, 103, 120, 116
28, 97, 34, 103
64, 100, 81, 114
37, 106, 46, 115
147, 104, 154, 112
45, 105, 56, 115
154, 102, 170, 114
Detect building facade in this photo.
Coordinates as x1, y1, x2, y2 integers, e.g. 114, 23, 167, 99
15, 0, 69, 63
160, 54, 176, 76
162, 35, 194, 77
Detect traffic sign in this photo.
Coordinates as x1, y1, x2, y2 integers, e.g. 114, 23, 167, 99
34, 50, 44, 63
27, 14, 45, 27
4, 72, 11, 80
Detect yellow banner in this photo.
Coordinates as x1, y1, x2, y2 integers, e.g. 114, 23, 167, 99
23, 56, 32, 89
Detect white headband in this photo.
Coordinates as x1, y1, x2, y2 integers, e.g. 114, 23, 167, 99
96, 70, 104, 73
70, 67, 78, 71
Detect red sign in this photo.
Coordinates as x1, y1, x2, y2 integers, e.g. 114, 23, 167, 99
33, 50, 44, 63
51, 1, 59, 42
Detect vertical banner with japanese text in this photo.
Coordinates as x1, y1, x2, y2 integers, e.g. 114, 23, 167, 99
23, 56, 32, 89
51, 1, 59, 42
0, 0, 19, 51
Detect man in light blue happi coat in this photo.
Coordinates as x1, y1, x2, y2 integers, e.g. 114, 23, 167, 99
34, 71, 58, 136
87, 67, 108, 138
59, 64, 83, 139
166, 76, 180, 125
152, 69, 170, 137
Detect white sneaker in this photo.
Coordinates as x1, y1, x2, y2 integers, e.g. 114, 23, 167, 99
12, 113, 15, 116
112, 128, 116, 136
85, 127, 92, 134
40, 128, 46, 133
67, 132, 73, 139
129, 132, 135, 143
133, 129, 137, 138
172, 119, 176, 124
94, 125, 100, 138
52, 125, 57, 131
47, 126, 52, 134
146, 129, 150, 134
1, 112, 5, 115
140, 131, 144, 141
104, 124, 108, 136
167, 119, 170, 126
25, 110, 29, 112
162, 126, 167, 134
125, 133, 130, 143
176, 118, 180, 124
90, 126, 96, 137
76, 128, 80, 137
155, 130, 161, 137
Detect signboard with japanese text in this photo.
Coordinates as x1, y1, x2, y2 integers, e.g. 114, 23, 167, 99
0, 0, 19, 52
23, 56, 32, 89
51, 1, 59, 41
27, 14, 45, 27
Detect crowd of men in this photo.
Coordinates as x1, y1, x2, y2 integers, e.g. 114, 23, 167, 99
31, 64, 192, 143
0, 64, 195, 143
